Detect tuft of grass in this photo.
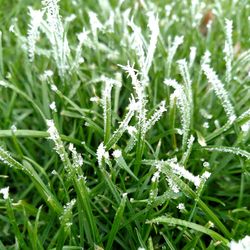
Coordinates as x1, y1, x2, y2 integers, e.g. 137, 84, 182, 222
0, 0, 250, 249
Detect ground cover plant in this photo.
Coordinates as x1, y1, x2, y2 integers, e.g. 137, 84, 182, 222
0, 0, 250, 249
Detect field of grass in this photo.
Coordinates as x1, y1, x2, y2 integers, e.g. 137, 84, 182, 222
0, 0, 250, 249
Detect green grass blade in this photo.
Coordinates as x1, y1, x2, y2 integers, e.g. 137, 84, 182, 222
100, 168, 121, 204
0, 129, 82, 145
161, 163, 232, 239
0, 80, 47, 122
147, 217, 229, 246
74, 174, 101, 245
0, 31, 3, 77
105, 108, 135, 150
160, 232, 176, 250
203, 146, 250, 159
5, 197, 29, 250
106, 194, 127, 250
114, 154, 138, 181
0, 148, 63, 215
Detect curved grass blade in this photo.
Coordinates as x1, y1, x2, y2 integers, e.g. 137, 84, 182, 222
160, 232, 176, 250
0, 80, 46, 122
203, 146, 250, 160
0, 148, 63, 214
113, 152, 138, 181
147, 217, 229, 246
5, 196, 29, 250
161, 163, 232, 239
106, 194, 127, 250
0, 129, 82, 146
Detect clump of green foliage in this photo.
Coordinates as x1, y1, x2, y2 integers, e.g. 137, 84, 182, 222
0, 0, 249, 249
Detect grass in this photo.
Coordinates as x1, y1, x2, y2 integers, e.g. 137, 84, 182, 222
0, 0, 250, 249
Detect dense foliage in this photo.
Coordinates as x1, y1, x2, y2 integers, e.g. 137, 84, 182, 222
0, 0, 249, 249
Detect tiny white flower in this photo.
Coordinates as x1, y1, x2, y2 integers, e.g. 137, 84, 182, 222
203, 122, 209, 128
177, 203, 185, 210
203, 162, 210, 168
